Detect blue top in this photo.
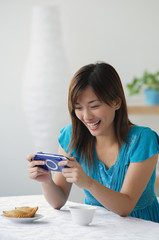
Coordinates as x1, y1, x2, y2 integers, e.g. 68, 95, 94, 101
58, 124, 159, 222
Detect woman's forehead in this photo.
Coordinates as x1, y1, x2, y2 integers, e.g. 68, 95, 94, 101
75, 86, 98, 102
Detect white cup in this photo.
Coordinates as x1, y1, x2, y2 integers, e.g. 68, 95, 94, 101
69, 205, 96, 226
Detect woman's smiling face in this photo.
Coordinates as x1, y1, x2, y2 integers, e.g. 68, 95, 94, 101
74, 86, 118, 138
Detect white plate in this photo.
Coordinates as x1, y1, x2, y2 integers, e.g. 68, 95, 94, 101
1, 214, 43, 223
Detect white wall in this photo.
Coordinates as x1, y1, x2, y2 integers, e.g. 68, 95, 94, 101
0, 0, 158, 202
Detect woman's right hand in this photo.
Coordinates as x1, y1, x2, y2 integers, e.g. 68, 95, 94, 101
26, 154, 52, 183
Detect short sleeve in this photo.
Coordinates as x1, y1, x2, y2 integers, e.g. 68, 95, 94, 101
58, 124, 72, 154
130, 127, 159, 163
58, 124, 78, 158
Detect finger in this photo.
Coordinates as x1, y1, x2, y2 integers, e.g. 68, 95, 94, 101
58, 160, 68, 167
69, 157, 76, 161
28, 166, 49, 178
26, 154, 36, 162
29, 170, 47, 179
28, 160, 46, 168
58, 158, 76, 167
66, 159, 78, 168
28, 165, 47, 174
28, 166, 39, 175
59, 161, 75, 168
62, 167, 74, 174
65, 177, 77, 183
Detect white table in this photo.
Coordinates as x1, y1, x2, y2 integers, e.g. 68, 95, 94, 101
0, 195, 159, 240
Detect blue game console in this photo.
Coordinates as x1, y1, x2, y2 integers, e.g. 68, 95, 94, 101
33, 152, 69, 172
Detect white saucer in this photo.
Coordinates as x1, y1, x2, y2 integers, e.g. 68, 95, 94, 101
1, 214, 43, 223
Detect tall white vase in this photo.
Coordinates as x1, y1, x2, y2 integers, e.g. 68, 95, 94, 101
22, 5, 70, 152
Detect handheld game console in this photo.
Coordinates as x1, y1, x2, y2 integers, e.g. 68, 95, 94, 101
33, 152, 70, 172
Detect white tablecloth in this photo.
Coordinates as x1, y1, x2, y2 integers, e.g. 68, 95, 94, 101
0, 195, 159, 240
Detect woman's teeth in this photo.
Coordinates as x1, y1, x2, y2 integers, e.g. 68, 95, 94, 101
87, 120, 100, 128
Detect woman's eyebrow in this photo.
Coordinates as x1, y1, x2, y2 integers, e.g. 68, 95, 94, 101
88, 100, 101, 104
74, 100, 101, 105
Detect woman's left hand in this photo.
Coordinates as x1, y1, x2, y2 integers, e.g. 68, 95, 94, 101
58, 157, 91, 189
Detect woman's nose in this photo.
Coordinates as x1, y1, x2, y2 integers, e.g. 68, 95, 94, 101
83, 109, 93, 121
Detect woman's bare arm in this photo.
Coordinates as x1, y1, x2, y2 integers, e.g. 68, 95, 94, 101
60, 153, 158, 216
27, 147, 72, 209
41, 146, 72, 209
86, 154, 158, 216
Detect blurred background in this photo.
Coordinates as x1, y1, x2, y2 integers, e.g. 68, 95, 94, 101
0, 0, 159, 202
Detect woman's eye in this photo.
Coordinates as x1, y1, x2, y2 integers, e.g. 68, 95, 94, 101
91, 105, 100, 109
75, 107, 82, 110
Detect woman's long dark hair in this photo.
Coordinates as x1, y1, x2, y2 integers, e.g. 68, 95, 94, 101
68, 62, 132, 167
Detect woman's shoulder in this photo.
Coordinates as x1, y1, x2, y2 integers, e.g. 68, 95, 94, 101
127, 125, 159, 163
58, 123, 72, 152
58, 123, 81, 159
128, 125, 158, 139
60, 123, 72, 135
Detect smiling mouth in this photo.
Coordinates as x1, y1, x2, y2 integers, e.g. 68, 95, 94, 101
86, 120, 101, 129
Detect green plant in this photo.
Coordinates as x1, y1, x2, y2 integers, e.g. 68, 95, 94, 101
127, 70, 159, 96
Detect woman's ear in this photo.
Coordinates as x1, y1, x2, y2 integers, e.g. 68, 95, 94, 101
113, 97, 121, 110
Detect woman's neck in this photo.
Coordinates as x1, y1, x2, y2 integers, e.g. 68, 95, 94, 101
95, 130, 119, 169
95, 126, 117, 148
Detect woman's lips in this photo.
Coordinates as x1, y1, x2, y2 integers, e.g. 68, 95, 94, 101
85, 120, 101, 130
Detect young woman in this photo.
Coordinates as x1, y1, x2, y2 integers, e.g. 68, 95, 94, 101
27, 62, 159, 222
